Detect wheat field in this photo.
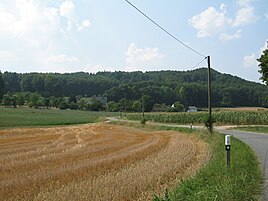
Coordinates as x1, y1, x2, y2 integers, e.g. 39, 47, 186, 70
0, 123, 210, 200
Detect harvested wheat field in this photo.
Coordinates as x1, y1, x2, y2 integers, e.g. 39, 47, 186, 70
0, 123, 210, 201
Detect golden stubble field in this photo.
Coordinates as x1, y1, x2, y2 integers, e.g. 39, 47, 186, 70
0, 123, 210, 201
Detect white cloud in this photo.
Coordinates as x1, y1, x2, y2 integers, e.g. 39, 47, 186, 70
0, 1, 91, 36
190, 1, 259, 41
16, 0, 38, 23
59, 1, 74, 19
0, 1, 27, 36
0, 1, 92, 72
125, 43, 164, 68
243, 53, 257, 68
0, 50, 16, 60
77, 19, 91, 31
189, 6, 232, 38
237, 0, 254, 7
220, 4, 227, 14
233, 7, 259, 26
219, 29, 242, 42
0, 1, 50, 37
259, 39, 268, 54
47, 54, 80, 63
60, 1, 75, 30
44, 7, 59, 27
83, 64, 115, 73
243, 39, 267, 70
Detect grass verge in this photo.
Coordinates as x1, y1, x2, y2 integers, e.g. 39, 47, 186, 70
0, 107, 117, 128
234, 126, 268, 134
113, 122, 263, 201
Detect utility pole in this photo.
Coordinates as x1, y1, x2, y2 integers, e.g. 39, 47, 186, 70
142, 94, 145, 119
207, 56, 212, 133
141, 93, 146, 124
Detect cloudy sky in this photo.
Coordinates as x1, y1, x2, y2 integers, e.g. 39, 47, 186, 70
0, 0, 267, 82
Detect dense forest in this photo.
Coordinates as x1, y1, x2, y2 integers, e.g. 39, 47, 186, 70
0, 68, 268, 111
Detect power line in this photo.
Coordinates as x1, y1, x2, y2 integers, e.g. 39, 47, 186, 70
125, 0, 207, 58
190, 57, 208, 70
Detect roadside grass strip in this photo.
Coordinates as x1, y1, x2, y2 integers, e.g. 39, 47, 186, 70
234, 126, 268, 134
117, 123, 263, 201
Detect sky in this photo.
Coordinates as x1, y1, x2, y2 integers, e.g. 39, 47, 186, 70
0, 0, 267, 83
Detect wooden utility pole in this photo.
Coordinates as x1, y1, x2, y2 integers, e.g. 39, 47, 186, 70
207, 56, 212, 133
207, 56, 212, 117
142, 94, 145, 119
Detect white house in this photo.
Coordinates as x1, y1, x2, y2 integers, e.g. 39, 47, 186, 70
188, 106, 197, 112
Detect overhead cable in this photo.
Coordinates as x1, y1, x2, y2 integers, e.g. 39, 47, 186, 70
125, 0, 207, 58
190, 57, 208, 70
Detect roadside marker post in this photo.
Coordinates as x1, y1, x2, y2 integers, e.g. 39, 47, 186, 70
225, 135, 231, 167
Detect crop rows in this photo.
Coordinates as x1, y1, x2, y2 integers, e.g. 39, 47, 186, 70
0, 124, 209, 200
124, 111, 268, 125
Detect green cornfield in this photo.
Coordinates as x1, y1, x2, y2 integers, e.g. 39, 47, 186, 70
123, 111, 268, 125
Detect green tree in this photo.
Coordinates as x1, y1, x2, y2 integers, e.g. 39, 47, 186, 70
257, 49, 268, 85
107, 101, 119, 112
43, 98, 51, 109
15, 92, 26, 107
0, 72, 5, 100
2, 93, 12, 107
77, 97, 88, 110
58, 97, 69, 110
132, 100, 142, 112
173, 101, 184, 112
50, 96, 59, 108
69, 102, 78, 110
11, 94, 17, 108
2, 72, 20, 92
143, 95, 154, 112
88, 98, 102, 111
28, 93, 42, 108
118, 98, 132, 112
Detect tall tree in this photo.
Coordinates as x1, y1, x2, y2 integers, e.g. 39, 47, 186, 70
0, 72, 5, 100
2, 72, 20, 92
257, 49, 268, 85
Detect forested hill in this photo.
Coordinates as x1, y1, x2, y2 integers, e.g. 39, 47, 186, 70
1, 68, 268, 108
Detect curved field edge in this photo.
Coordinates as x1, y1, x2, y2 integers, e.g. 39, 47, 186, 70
114, 122, 263, 200
0, 123, 210, 200
0, 107, 118, 128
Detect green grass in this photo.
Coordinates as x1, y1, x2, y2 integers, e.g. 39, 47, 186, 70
234, 126, 268, 134
0, 107, 117, 128
114, 122, 263, 201
168, 135, 262, 200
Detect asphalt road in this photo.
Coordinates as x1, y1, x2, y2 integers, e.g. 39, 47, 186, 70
217, 129, 268, 201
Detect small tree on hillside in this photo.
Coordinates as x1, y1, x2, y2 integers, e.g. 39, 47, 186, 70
2, 93, 12, 107
28, 93, 42, 108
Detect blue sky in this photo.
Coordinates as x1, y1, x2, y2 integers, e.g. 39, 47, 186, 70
0, 0, 267, 83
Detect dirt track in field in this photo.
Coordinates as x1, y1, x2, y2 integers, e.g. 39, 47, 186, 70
0, 123, 210, 201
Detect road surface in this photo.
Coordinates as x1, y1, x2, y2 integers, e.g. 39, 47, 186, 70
217, 129, 268, 201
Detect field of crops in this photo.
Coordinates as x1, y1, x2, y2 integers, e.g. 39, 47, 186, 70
0, 107, 117, 128
124, 111, 268, 125
0, 123, 209, 200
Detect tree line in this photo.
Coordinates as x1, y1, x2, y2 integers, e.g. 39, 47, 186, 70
0, 68, 268, 112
